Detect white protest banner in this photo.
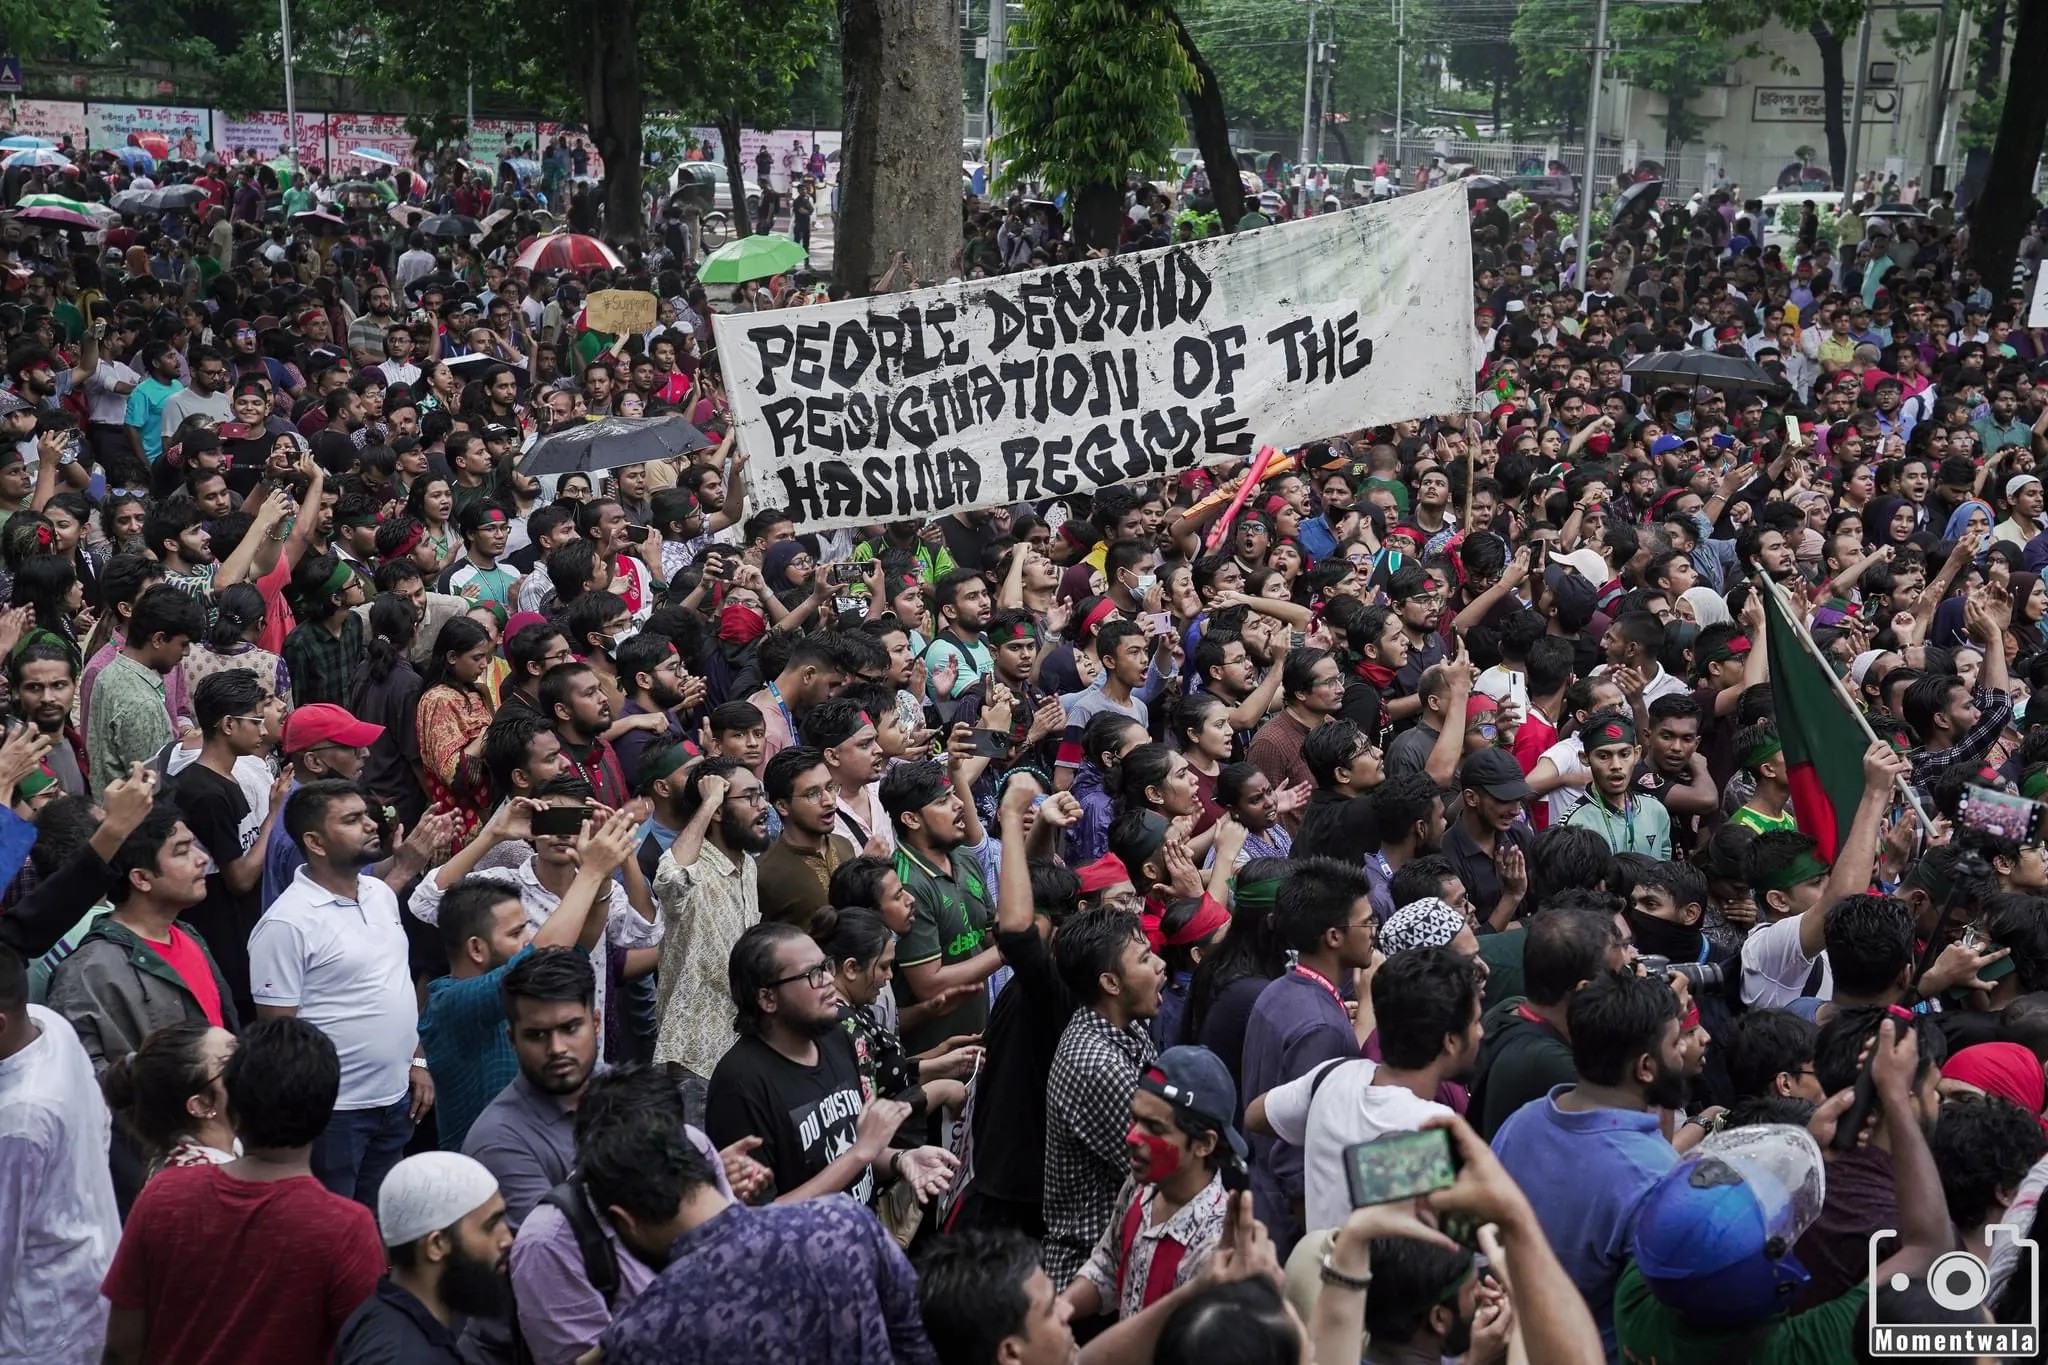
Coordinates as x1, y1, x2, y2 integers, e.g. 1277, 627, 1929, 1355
2031, 267, 2048, 329
713, 184, 1476, 533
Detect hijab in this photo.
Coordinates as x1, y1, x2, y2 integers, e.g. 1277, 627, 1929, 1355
1866, 495, 1914, 548
1058, 562, 1100, 606
2014, 572, 2048, 640
1930, 593, 1971, 649
1944, 499, 1995, 541
762, 538, 811, 607
1681, 585, 1731, 627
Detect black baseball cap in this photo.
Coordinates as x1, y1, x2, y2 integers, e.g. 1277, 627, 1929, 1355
1460, 748, 1532, 801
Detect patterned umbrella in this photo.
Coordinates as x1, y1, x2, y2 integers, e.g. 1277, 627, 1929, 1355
0, 137, 52, 151
15, 206, 99, 230
512, 232, 624, 274
3, 148, 69, 170
16, 193, 94, 215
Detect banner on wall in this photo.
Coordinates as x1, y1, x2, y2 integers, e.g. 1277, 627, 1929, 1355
7, 99, 87, 147
534, 122, 603, 181
85, 103, 209, 156
468, 119, 538, 168
689, 126, 839, 191
212, 109, 327, 167
713, 185, 1477, 533
328, 112, 413, 171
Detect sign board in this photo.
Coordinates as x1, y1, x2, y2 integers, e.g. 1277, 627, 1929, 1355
714, 184, 1477, 532
0, 58, 22, 95
1752, 87, 1900, 124
2029, 268, 2048, 329
85, 103, 210, 155
213, 109, 326, 167
328, 112, 413, 171
585, 289, 656, 337
9, 99, 86, 148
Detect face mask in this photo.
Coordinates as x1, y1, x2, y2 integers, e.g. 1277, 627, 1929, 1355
1672, 411, 1693, 431
1127, 1124, 1182, 1184
1627, 905, 1703, 965
1129, 571, 1157, 597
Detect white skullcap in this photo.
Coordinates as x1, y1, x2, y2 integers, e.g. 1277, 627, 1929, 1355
377, 1151, 500, 1247
1848, 649, 1887, 686
1381, 898, 1469, 956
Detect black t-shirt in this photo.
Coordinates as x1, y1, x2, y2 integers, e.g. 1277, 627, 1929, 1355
705, 1029, 872, 1204
968, 925, 1076, 1206
168, 762, 262, 1012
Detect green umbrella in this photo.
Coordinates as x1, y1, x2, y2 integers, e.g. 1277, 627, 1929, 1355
267, 157, 296, 188
16, 193, 93, 215
697, 232, 808, 284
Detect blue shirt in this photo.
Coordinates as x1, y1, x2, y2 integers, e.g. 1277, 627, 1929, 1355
419, 946, 531, 1150
600, 1197, 936, 1365
261, 778, 304, 904
1490, 1084, 1677, 1358
124, 377, 182, 463
1239, 968, 1357, 1251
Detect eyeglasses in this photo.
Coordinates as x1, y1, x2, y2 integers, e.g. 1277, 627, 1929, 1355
769, 961, 835, 990
726, 788, 770, 806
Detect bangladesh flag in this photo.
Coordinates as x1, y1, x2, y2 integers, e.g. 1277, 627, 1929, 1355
1761, 583, 1871, 863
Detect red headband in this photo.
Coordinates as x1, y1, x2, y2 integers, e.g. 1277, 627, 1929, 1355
1080, 598, 1118, 637
381, 523, 425, 562
1143, 892, 1231, 953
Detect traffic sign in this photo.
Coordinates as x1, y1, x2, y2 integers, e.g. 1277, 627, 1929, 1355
0, 57, 23, 94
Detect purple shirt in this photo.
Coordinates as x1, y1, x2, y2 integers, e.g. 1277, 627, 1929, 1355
508, 1124, 729, 1365
599, 1197, 935, 1365
80, 636, 193, 739
1238, 969, 1358, 1251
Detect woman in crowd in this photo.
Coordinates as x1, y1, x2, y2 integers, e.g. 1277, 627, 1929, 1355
349, 591, 426, 829
183, 582, 290, 707
99, 1021, 239, 1174
415, 615, 496, 841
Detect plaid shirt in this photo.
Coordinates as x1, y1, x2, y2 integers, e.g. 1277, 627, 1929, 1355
1043, 1007, 1156, 1286
282, 613, 366, 708
1909, 685, 2013, 806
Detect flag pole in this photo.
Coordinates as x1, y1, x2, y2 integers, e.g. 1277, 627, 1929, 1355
1761, 577, 1937, 835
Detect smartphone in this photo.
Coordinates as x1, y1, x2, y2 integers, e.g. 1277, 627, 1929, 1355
217, 421, 254, 440
1783, 414, 1801, 448
1959, 784, 2048, 847
531, 805, 598, 837
1141, 611, 1172, 637
1344, 1128, 1461, 1208
701, 553, 730, 581
969, 729, 1013, 760
622, 524, 652, 544
1289, 629, 1307, 649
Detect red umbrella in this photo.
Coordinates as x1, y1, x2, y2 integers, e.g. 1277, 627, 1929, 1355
136, 134, 170, 159
513, 233, 624, 274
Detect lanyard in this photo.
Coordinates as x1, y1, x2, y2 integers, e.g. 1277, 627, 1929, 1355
765, 679, 795, 740
1291, 963, 1346, 1013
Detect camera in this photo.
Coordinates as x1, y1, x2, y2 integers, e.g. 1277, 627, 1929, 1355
1637, 955, 1732, 996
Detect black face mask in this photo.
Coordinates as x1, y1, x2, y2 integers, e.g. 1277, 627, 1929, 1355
1627, 906, 1703, 965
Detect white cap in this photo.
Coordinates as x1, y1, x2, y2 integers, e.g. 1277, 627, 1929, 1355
2008, 473, 2041, 500
1848, 649, 1887, 686
377, 1151, 500, 1247
1504, 299, 1527, 313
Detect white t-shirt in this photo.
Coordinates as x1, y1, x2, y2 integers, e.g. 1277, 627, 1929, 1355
1538, 734, 1591, 828
84, 360, 140, 427
1262, 1057, 1455, 1236
1740, 914, 1834, 1009
248, 866, 418, 1111
0, 1006, 120, 1365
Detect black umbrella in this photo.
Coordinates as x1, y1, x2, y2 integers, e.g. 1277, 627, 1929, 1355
1624, 348, 1789, 395
108, 189, 156, 215
420, 213, 482, 239
151, 184, 206, 210
1612, 178, 1662, 225
446, 352, 527, 387
1462, 174, 1511, 202
519, 414, 712, 477
1865, 202, 1930, 222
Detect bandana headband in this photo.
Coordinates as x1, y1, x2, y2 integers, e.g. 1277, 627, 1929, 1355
1080, 598, 1118, 637
998, 621, 1039, 644
1761, 848, 1830, 892
1741, 733, 1784, 769
316, 558, 355, 599
1590, 716, 1638, 748
381, 523, 424, 563
637, 742, 696, 793
2022, 769, 2048, 802
1701, 633, 1752, 664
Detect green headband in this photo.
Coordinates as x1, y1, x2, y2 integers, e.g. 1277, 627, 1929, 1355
1700, 633, 1753, 665
311, 558, 355, 601
637, 743, 696, 794
2023, 769, 2048, 803
1586, 715, 1637, 749
1740, 733, 1783, 770
1760, 848, 1830, 892
1233, 877, 1281, 911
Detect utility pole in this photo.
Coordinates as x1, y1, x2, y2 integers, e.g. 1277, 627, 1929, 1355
1299, 0, 1318, 214
1392, 0, 1406, 174
279, 0, 298, 170
1316, 41, 1336, 168
985, 0, 1006, 148
1921, 0, 1950, 180
1574, 0, 1608, 286
466, 61, 475, 156
1844, 9, 1873, 194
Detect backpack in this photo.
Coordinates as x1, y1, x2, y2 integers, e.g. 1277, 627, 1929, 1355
507, 1179, 620, 1365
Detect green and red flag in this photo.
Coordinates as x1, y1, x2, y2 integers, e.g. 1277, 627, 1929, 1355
1761, 583, 1872, 863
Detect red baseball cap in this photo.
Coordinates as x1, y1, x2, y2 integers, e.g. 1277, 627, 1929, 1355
282, 704, 385, 755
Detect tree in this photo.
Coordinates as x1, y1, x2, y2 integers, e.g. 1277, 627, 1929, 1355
1694, 0, 1874, 187
1444, 5, 1520, 130
991, 0, 1194, 249
1965, 0, 2047, 286
1167, 6, 1245, 228
836, 0, 960, 290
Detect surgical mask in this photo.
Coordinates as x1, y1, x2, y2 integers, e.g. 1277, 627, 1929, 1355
1128, 571, 1157, 597
1672, 411, 1693, 431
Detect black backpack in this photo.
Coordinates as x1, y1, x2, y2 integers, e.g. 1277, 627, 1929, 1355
507, 1179, 620, 1365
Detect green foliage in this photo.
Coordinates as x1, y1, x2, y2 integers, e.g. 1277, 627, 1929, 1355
1177, 0, 1401, 144
992, 0, 1196, 193
1960, 92, 2003, 151
1884, 9, 1937, 57
1511, 0, 1734, 144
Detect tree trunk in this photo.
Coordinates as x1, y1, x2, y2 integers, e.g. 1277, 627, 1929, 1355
1975, 0, 2009, 98
1966, 0, 2048, 285
1664, 95, 1684, 160
837, 0, 964, 294
1073, 181, 1124, 251
583, 0, 646, 240
1811, 21, 1848, 188
1167, 8, 1245, 227
1492, 51, 1505, 131
719, 110, 753, 239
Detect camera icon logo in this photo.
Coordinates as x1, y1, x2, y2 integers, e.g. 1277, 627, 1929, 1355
1866, 1226, 2039, 1358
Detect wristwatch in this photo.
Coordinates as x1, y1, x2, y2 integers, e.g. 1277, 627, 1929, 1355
1318, 1252, 1373, 1291
410, 1057, 430, 1071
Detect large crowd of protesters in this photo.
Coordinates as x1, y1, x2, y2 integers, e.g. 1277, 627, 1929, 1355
2, 123, 2048, 1365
